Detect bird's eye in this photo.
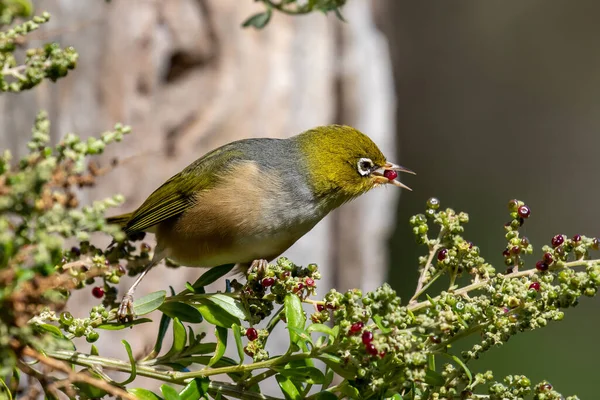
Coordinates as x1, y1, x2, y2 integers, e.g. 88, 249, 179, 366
357, 158, 374, 176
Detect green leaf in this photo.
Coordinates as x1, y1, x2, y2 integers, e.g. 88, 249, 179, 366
441, 353, 473, 385
160, 302, 203, 323
373, 315, 392, 334
0, 377, 13, 400
318, 354, 357, 379
316, 392, 339, 400
388, 394, 403, 400
151, 313, 171, 357
185, 282, 195, 292
134, 290, 166, 315
284, 294, 305, 346
287, 326, 313, 346
307, 323, 335, 343
322, 367, 334, 390
128, 388, 163, 400
424, 369, 445, 387
241, 10, 272, 29
179, 377, 209, 400
197, 303, 240, 328
97, 318, 152, 330
73, 381, 107, 398
162, 318, 187, 359
273, 366, 325, 384
206, 294, 248, 320
338, 384, 360, 399
36, 323, 65, 338
192, 264, 234, 288
207, 326, 227, 367
160, 384, 181, 400
232, 324, 244, 364
276, 374, 302, 400
183, 342, 217, 356
117, 340, 137, 385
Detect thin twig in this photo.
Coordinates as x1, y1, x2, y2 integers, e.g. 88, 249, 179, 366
21, 346, 137, 400
409, 230, 445, 304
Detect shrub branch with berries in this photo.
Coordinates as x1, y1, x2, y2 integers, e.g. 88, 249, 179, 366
2, 2, 599, 400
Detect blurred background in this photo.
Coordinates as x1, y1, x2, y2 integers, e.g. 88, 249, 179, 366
1, 0, 598, 397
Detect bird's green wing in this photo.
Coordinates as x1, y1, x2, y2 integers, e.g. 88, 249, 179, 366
123, 146, 243, 234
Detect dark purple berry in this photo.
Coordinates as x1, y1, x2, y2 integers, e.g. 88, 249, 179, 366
529, 282, 541, 291
71, 246, 81, 256
261, 277, 275, 287
92, 287, 104, 298
540, 383, 552, 391
502, 249, 510, 257
517, 205, 531, 218
511, 246, 521, 254
317, 304, 325, 312
437, 249, 448, 261
349, 322, 363, 334
535, 261, 549, 272
305, 277, 315, 287
572, 234, 582, 242
378, 350, 386, 358
362, 330, 373, 345
551, 234, 564, 247
429, 335, 441, 344
592, 238, 599, 250
365, 343, 378, 356
244, 346, 254, 357
521, 236, 530, 246
246, 328, 258, 341
542, 252, 553, 264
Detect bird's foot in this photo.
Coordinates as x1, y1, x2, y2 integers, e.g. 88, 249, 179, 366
250, 259, 269, 274
117, 294, 135, 323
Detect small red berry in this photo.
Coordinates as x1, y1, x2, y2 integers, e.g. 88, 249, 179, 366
551, 234, 564, 247
542, 252, 553, 264
517, 205, 531, 218
429, 335, 441, 344
529, 282, 541, 291
592, 238, 599, 250
305, 277, 315, 287
365, 343, 378, 356
521, 236, 530, 246
383, 169, 398, 181
317, 304, 325, 312
92, 287, 104, 298
244, 346, 254, 357
378, 350, 386, 358
535, 260, 549, 272
572, 234, 582, 242
540, 383, 553, 391
246, 327, 258, 341
349, 322, 364, 334
511, 246, 521, 254
280, 271, 291, 279
295, 283, 304, 292
326, 303, 336, 310
437, 249, 448, 261
261, 277, 275, 287
361, 330, 373, 345
468, 242, 473, 249
502, 249, 510, 257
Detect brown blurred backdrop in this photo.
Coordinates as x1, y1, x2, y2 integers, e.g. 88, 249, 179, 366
1, 0, 598, 397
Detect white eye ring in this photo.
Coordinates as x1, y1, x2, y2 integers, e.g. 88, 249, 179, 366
357, 157, 374, 176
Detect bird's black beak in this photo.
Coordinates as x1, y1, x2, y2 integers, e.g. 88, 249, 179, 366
371, 162, 416, 191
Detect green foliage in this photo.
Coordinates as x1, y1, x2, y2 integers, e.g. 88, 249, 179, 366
242, 0, 347, 29
0, 2, 595, 399
0, 0, 78, 92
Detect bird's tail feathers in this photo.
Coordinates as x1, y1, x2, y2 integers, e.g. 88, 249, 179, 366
106, 212, 133, 228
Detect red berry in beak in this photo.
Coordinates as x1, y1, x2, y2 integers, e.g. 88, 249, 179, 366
383, 169, 398, 181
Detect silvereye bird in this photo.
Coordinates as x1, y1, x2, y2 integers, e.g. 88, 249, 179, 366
108, 125, 414, 320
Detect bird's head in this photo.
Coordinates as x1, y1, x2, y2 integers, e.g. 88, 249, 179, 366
295, 125, 415, 210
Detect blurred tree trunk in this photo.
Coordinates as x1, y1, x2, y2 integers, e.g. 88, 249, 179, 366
0, 0, 397, 390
